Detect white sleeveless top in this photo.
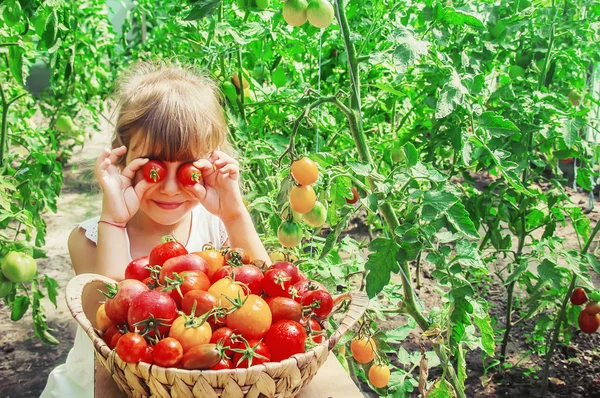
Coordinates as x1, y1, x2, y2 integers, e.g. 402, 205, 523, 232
40, 204, 228, 397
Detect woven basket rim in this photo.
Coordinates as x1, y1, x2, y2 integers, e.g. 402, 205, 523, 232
66, 273, 369, 377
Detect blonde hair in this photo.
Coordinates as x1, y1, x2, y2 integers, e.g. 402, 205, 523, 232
111, 61, 233, 166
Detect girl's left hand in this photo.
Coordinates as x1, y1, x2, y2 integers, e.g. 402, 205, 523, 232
189, 151, 246, 221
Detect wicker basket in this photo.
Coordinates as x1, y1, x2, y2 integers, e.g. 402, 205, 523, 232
66, 273, 369, 398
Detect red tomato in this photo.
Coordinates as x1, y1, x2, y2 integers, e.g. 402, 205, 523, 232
149, 238, 188, 267
232, 339, 271, 368
177, 163, 203, 186
103, 325, 122, 349
159, 254, 208, 284
127, 290, 178, 337
164, 270, 211, 307
301, 290, 333, 318
300, 317, 324, 343
225, 248, 251, 265
263, 269, 292, 297
233, 264, 264, 296
104, 279, 149, 325
193, 248, 226, 277
124, 256, 151, 281
141, 276, 160, 290
270, 261, 301, 284
110, 331, 123, 350
210, 265, 233, 284
263, 320, 306, 362
290, 280, 327, 303
142, 160, 166, 183
211, 358, 233, 370
142, 345, 154, 364
153, 337, 183, 367
181, 343, 221, 370
227, 294, 272, 339
578, 310, 600, 333
571, 287, 588, 306
116, 333, 147, 363
266, 297, 302, 322
182, 290, 218, 316
210, 327, 235, 357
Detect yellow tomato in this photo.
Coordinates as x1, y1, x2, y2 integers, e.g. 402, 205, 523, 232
289, 185, 316, 214
208, 278, 247, 309
169, 315, 212, 352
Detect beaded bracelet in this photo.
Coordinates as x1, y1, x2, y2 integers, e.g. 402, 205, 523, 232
98, 220, 127, 229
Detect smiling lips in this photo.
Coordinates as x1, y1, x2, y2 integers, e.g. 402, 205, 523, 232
154, 201, 184, 210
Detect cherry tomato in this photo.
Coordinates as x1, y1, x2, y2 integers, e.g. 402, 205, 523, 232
208, 278, 247, 309
368, 364, 391, 388
291, 157, 319, 186
104, 279, 149, 325
263, 269, 292, 298
300, 317, 324, 343
303, 201, 327, 228
578, 310, 599, 333
571, 287, 588, 306
177, 163, 203, 186
149, 238, 188, 267
127, 290, 178, 337
182, 290, 218, 316
210, 327, 235, 357
266, 297, 302, 322
225, 248, 251, 265
95, 303, 112, 333
290, 280, 327, 303
263, 320, 306, 362
103, 325, 123, 349
159, 254, 208, 284
232, 339, 271, 368
142, 160, 166, 183
142, 345, 154, 364
164, 270, 211, 307
277, 221, 303, 248
301, 289, 333, 318
227, 294, 272, 339
169, 315, 212, 352
289, 185, 317, 214
211, 357, 233, 370
210, 265, 234, 284
350, 337, 376, 364
109, 331, 123, 350
124, 256, 151, 281
346, 186, 359, 204
116, 333, 148, 363
233, 264, 264, 296
584, 301, 600, 315
153, 337, 183, 367
193, 247, 225, 277
181, 343, 221, 370
270, 261, 301, 284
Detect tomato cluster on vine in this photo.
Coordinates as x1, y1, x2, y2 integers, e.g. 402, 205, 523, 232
95, 238, 335, 370
572, 287, 600, 334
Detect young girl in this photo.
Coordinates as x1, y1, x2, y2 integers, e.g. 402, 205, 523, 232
41, 62, 268, 397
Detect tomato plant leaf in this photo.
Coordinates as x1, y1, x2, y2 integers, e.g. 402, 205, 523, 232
403, 143, 418, 167
575, 167, 594, 191
347, 161, 372, 176
562, 117, 584, 148
435, 71, 467, 119
184, 0, 220, 20
478, 112, 519, 135
43, 275, 59, 308
11, 295, 30, 321
472, 299, 495, 357
389, 26, 429, 74
436, 5, 484, 28
8, 45, 24, 86
320, 212, 351, 259
365, 238, 401, 299
2, 0, 22, 27
428, 378, 453, 398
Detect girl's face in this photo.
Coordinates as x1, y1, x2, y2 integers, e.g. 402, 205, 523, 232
125, 135, 202, 226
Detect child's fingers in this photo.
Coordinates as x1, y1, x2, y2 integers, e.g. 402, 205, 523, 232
107, 145, 127, 164
218, 164, 239, 179
121, 158, 149, 180
133, 179, 152, 200
209, 151, 239, 167
193, 159, 216, 177
189, 183, 207, 201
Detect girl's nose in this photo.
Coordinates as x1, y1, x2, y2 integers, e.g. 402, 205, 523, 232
159, 163, 181, 195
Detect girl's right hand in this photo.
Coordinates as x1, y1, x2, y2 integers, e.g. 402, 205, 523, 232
94, 146, 151, 225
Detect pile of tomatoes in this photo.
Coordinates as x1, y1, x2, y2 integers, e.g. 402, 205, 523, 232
95, 238, 334, 370
572, 287, 600, 333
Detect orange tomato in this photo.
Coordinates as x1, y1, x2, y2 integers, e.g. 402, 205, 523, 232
227, 294, 272, 339
368, 364, 390, 388
350, 337, 376, 364
95, 303, 112, 332
193, 249, 225, 278
207, 278, 247, 309
289, 185, 316, 214
169, 315, 212, 352
291, 157, 319, 185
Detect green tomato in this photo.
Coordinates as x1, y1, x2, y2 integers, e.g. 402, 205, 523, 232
303, 201, 327, 228
515, 51, 532, 69
278, 221, 303, 248
2, 251, 37, 283
0, 273, 14, 298
490, 21, 506, 39
222, 82, 238, 105
255, 0, 269, 9
508, 65, 525, 80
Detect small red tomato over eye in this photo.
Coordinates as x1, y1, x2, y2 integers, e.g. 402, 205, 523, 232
143, 160, 166, 183
177, 163, 203, 186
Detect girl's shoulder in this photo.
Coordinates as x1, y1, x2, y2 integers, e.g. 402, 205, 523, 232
68, 223, 97, 275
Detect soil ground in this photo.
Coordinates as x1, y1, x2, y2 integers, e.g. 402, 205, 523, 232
1, 125, 600, 397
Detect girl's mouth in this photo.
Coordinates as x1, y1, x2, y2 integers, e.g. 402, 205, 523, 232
154, 201, 184, 210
